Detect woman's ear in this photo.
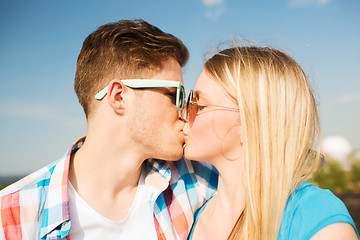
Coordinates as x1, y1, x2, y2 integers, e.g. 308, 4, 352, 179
107, 79, 127, 115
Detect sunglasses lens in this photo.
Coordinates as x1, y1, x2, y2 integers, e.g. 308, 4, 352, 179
179, 87, 184, 110
189, 101, 197, 124
185, 92, 191, 121
185, 91, 197, 124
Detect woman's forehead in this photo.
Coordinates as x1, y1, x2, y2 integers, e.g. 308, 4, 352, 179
195, 70, 229, 101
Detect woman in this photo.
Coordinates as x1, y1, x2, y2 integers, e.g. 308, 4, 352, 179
183, 46, 359, 239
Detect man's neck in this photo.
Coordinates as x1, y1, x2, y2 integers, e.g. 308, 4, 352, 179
68, 134, 146, 221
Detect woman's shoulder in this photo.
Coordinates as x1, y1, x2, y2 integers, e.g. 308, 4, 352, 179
288, 182, 347, 212
278, 182, 358, 240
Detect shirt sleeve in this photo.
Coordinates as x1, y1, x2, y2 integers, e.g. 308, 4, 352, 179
280, 183, 359, 240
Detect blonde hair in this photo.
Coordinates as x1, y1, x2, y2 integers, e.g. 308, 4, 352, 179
205, 46, 323, 239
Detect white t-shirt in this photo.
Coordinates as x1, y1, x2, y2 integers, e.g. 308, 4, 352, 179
68, 171, 157, 239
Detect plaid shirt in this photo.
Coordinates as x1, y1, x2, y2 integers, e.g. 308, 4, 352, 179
0, 137, 218, 240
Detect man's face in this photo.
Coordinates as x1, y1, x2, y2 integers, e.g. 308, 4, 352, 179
128, 58, 185, 161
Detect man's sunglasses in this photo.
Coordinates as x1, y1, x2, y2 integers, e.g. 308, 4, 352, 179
95, 79, 186, 111
185, 89, 238, 123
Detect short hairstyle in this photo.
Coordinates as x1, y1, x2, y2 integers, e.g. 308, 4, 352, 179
74, 19, 189, 118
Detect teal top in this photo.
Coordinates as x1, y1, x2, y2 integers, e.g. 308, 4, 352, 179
188, 182, 359, 240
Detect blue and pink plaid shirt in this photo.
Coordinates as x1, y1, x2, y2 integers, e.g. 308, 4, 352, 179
0, 137, 218, 240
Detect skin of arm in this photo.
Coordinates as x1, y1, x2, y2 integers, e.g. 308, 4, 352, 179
310, 222, 358, 240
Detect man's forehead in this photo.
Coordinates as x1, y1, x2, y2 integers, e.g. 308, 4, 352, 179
150, 58, 183, 83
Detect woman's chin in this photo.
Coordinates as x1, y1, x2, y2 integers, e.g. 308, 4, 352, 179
184, 147, 202, 161
183, 148, 190, 160
183, 147, 195, 160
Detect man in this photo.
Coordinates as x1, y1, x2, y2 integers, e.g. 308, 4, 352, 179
0, 19, 217, 240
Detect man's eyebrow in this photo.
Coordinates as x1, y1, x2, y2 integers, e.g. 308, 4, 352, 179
149, 87, 176, 95
163, 87, 176, 93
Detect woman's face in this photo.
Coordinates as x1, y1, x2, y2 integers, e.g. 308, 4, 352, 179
183, 70, 243, 163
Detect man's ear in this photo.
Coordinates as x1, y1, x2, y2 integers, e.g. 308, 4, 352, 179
107, 79, 127, 115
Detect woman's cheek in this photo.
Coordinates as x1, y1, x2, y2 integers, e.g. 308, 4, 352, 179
185, 113, 221, 161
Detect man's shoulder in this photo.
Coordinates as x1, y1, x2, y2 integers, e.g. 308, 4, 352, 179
0, 158, 68, 238
0, 158, 64, 198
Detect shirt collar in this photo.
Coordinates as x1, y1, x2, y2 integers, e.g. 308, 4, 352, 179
40, 136, 85, 239
144, 159, 171, 186
41, 136, 175, 238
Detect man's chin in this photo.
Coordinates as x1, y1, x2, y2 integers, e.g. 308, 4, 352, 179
169, 150, 184, 161
161, 146, 184, 161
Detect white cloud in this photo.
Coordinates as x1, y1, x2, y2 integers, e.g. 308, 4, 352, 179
202, 0, 224, 7
333, 94, 360, 104
0, 99, 84, 128
289, 0, 330, 7
205, 5, 225, 22
201, 0, 225, 22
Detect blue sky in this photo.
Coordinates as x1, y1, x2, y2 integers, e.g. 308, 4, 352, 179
0, 0, 359, 175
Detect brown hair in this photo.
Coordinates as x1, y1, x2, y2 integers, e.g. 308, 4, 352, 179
74, 19, 189, 118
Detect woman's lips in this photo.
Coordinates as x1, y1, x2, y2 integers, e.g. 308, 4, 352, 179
183, 132, 188, 141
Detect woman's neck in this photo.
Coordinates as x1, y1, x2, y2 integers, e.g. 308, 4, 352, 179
210, 159, 245, 218
191, 158, 245, 240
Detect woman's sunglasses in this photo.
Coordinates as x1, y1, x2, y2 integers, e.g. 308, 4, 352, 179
95, 79, 186, 111
185, 90, 238, 123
